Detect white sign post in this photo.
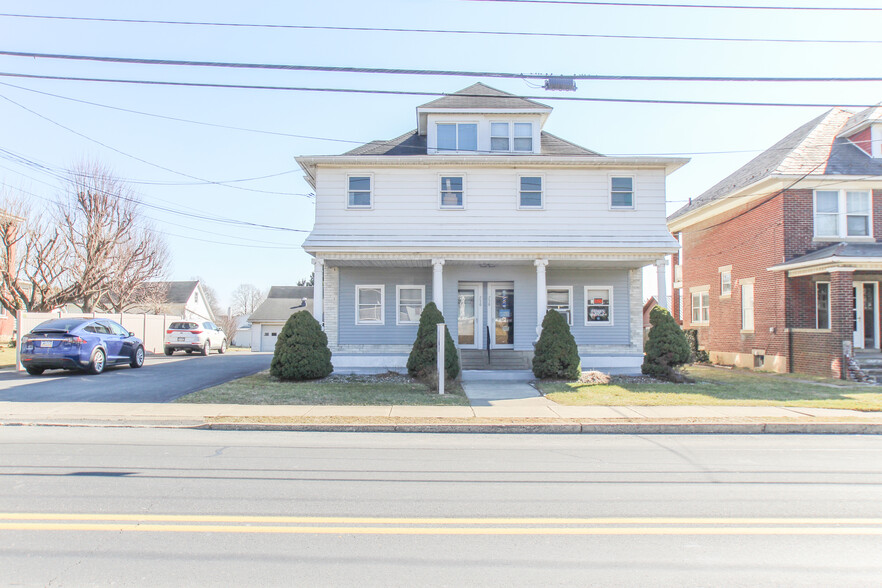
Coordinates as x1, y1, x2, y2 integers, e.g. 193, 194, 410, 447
437, 323, 445, 395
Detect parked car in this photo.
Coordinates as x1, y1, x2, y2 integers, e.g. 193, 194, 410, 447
164, 320, 226, 356
21, 318, 145, 376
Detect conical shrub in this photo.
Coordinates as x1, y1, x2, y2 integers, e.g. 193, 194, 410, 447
642, 305, 691, 381
532, 309, 581, 380
270, 311, 333, 381
406, 301, 460, 381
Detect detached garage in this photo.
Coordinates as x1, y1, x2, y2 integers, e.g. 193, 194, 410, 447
248, 286, 314, 352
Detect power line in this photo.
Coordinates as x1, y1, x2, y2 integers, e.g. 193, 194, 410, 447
465, 0, 882, 11
4, 50, 882, 83
1, 12, 879, 45
0, 72, 876, 109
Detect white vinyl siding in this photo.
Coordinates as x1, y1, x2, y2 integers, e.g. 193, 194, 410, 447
547, 286, 573, 325
518, 175, 543, 209
741, 283, 754, 331
814, 189, 872, 238
356, 285, 385, 325
585, 286, 613, 326
396, 285, 425, 325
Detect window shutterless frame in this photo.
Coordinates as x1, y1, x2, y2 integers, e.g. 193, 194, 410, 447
813, 189, 872, 239
517, 174, 544, 209
546, 286, 573, 326
436, 122, 478, 152
347, 174, 373, 209
355, 285, 385, 325
816, 281, 831, 329
396, 285, 426, 325
584, 286, 613, 326
609, 175, 635, 210
438, 174, 465, 209
691, 290, 710, 325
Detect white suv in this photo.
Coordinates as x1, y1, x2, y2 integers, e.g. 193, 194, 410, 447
164, 321, 226, 356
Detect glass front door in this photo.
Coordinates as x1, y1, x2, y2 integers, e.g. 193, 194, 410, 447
457, 285, 480, 348
854, 282, 878, 350
490, 284, 514, 348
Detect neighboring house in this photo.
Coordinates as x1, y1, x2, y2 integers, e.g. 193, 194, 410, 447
0, 209, 24, 343
296, 83, 687, 373
668, 105, 882, 378
129, 281, 216, 322
248, 286, 313, 352
643, 296, 659, 342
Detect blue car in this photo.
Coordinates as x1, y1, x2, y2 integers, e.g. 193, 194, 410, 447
21, 318, 146, 376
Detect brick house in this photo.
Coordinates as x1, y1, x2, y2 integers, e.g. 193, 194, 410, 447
668, 105, 882, 379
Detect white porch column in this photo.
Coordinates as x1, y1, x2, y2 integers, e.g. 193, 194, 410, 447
312, 257, 324, 328
656, 257, 668, 310
535, 259, 548, 338
432, 258, 445, 311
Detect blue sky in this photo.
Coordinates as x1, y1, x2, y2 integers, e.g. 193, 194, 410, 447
2, 0, 881, 308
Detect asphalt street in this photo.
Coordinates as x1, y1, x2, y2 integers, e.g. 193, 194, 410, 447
0, 352, 272, 402
2, 429, 882, 586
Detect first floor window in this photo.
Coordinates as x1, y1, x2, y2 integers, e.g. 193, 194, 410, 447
397, 286, 425, 325
816, 282, 830, 329
437, 123, 477, 151
610, 176, 634, 209
546, 287, 572, 325
691, 291, 709, 325
348, 176, 372, 208
585, 287, 612, 324
356, 285, 384, 325
741, 283, 755, 331
440, 176, 464, 208
519, 176, 543, 208
720, 271, 732, 296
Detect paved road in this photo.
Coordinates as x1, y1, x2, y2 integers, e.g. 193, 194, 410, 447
2, 429, 882, 586
0, 352, 271, 402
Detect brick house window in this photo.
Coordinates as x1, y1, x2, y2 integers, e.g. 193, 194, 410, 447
814, 190, 871, 238
720, 271, 732, 296
741, 283, 755, 331
816, 282, 830, 329
691, 291, 709, 325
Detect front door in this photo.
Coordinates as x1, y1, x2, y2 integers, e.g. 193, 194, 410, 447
488, 283, 514, 349
457, 283, 482, 349
853, 282, 878, 350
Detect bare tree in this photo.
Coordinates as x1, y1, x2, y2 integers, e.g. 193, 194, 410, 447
103, 229, 170, 312
230, 283, 267, 316
216, 313, 241, 345
297, 272, 314, 287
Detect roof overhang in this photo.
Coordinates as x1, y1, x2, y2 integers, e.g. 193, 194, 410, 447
768, 256, 882, 277
304, 248, 678, 263
416, 107, 553, 134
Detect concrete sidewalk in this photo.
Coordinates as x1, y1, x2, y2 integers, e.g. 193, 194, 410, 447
2, 401, 882, 434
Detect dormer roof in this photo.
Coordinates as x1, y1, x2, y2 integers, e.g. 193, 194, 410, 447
838, 104, 882, 138
416, 83, 552, 134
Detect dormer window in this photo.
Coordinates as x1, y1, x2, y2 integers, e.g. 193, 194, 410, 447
437, 123, 477, 152
490, 122, 533, 152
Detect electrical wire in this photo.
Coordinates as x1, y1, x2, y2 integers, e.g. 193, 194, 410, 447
465, 0, 882, 11
1, 13, 879, 45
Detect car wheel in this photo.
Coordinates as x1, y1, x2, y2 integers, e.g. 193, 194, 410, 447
25, 366, 45, 376
185, 349, 193, 355
202, 341, 211, 356
164, 347, 174, 356
87, 348, 106, 375
218, 339, 226, 354
130, 346, 145, 369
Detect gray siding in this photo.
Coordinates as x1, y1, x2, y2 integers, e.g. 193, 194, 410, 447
338, 267, 431, 345
547, 269, 631, 346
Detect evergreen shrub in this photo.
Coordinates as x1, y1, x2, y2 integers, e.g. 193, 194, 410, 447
532, 309, 581, 380
684, 329, 710, 363
642, 306, 692, 381
407, 302, 460, 381
270, 311, 333, 381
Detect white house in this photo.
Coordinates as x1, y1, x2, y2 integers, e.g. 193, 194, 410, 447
296, 84, 686, 373
248, 286, 313, 352
130, 281, 216, 322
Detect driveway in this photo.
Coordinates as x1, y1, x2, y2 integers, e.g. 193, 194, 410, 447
0, 352, 272, 403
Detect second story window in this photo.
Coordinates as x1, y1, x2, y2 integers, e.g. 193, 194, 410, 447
720, 270, 732, 296
440, 176, 464, 208
610, 176, 635, 209
490, 122, 533, 152
348, 176, 372, 208
513, 123, 533, 151
437, 123, 477, 152
814, 190, 871, 238
519, 176, 543, 208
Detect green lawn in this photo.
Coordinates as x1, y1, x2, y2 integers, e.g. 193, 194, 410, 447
537, 365, 882, 411
176, 371, 470, 406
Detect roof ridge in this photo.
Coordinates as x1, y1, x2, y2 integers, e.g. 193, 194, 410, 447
774, 108, 851, 174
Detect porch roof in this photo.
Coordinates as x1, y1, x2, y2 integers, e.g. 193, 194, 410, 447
768, 242, 882, 276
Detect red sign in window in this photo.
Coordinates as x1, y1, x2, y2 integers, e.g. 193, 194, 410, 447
593, 298, 604, 304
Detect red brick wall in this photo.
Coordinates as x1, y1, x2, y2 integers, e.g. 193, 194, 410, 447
679, 195, 788, 364
783, 188, 882, 258
850, 128, 872, 156
791, 330, 842, 378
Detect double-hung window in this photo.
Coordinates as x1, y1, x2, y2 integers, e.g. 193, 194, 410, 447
691, 291, 709, 325
546, 287, 573, 325
585, 286, 612, 325
513, 123, 533, 151
437, 123, 477, 152
814, 190, 871, 238
491, 123, 510, 151
490, 122, 533, 152
396, 285, 425, 325
519, 176, 543, 208
356, 285, 384, 325
816, 281, 830, 329
720, 270, 732, 296
610, 176, 634, 209
439, 176, 464, 208
741, 282, 755, 331
348, 176, 372, 208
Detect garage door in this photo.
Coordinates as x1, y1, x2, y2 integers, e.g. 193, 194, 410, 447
261, 325, 281, 352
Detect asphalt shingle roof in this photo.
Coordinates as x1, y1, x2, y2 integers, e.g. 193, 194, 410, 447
776, 242, 882, 266
141, 281, 198, 304
418, 82, 550, 110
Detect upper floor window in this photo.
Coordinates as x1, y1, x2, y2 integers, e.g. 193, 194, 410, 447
814, 189, 871, 238
720, 270, 732, 297
439, 176, 464, 208
490, 122, 533, 152
348, 175, 372, 208
437, 123, 477, 152
610, 176, 634, 209
519, 176, 543, 209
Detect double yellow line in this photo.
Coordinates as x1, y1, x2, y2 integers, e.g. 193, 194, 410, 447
1, 513, 881, 535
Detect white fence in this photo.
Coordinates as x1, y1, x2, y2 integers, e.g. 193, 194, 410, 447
16, 311, 183, 369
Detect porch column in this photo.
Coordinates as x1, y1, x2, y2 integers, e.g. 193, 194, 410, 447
830, 267, 855, 379
535, 259, 548, 338
656, 258, 668, 310
312, 257, 324, 328
432, 259, 445, 311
